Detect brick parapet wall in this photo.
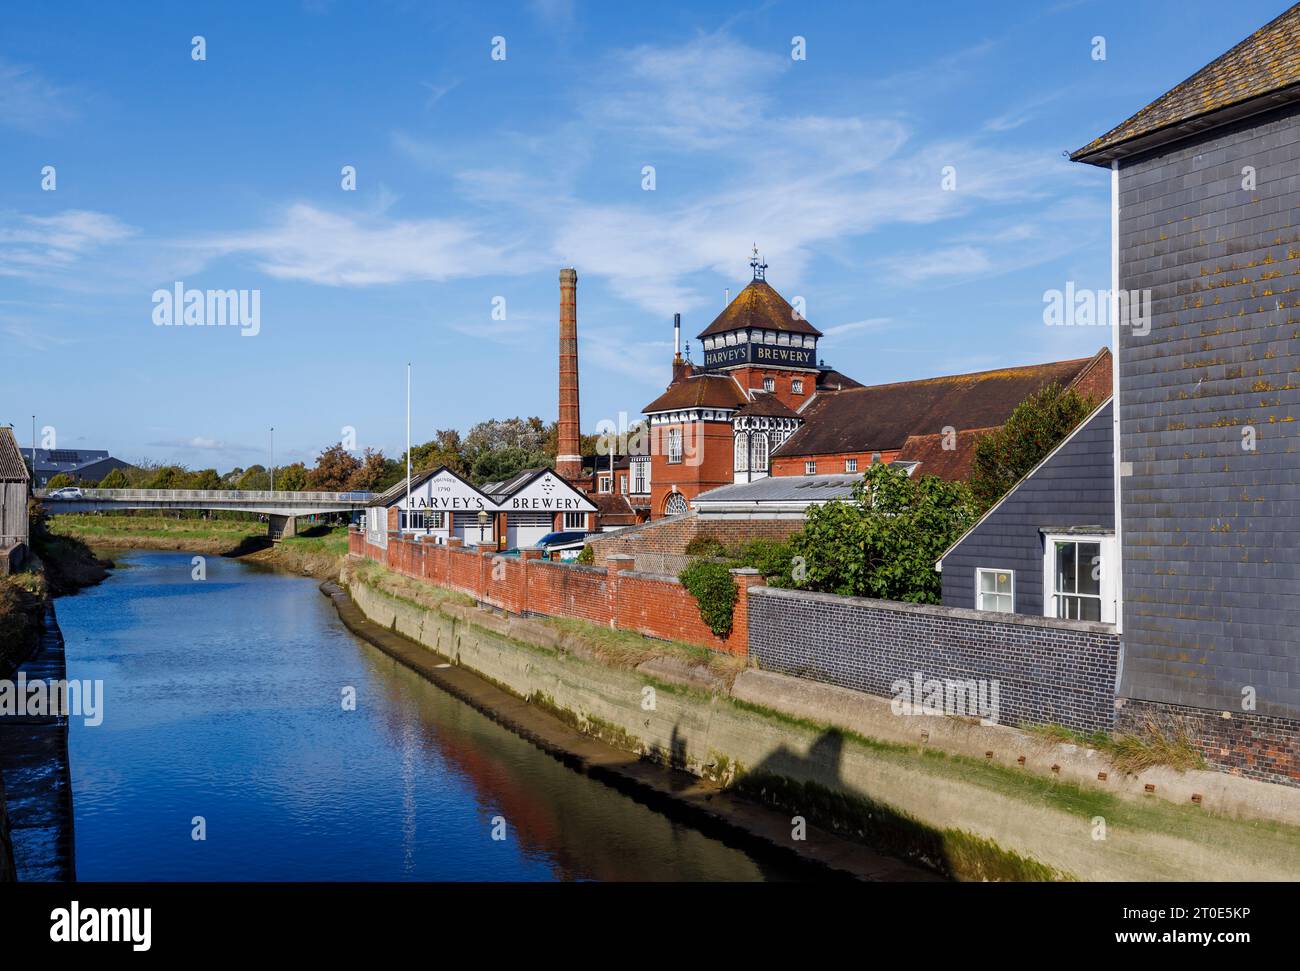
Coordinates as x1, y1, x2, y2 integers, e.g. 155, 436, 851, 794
748, 586, 1121, 733
587, 513, 802, 574
348, 527, 747, 655
1116, 698, 1300, 789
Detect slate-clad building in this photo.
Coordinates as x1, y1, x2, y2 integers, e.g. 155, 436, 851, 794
938, 401, 1116, 621
27, 448, 131, 487
1072, 5, 1300, 784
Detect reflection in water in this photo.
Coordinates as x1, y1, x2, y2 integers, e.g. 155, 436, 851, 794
58, 551, 804, 881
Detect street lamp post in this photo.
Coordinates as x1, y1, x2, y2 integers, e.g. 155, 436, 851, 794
269, 426, 274, 492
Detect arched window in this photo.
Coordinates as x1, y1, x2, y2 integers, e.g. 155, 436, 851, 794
750, 432, 769, 471
664, 493, 689, 516
734, 433, 749, 471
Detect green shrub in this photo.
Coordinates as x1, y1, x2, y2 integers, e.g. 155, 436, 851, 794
684, 535, 727, 559
733, 537, 795, 584
792, 463, 976, 603
45, 473, 74, 489
678, 559, 736, 637
576, 544, 594, 565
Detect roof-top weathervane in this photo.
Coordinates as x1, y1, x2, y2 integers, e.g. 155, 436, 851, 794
750, 243, 767, 281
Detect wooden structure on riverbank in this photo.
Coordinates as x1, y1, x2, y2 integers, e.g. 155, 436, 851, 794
0, 427, 30, 576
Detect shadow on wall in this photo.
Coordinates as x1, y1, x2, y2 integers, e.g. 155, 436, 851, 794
734, 728, 1062, 882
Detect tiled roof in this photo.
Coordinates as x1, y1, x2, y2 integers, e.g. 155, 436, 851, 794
736, 394, 802, 419
643, 373, 749, 413
0, 427, 30, 481
894, 427, 997, 482
815, 369, 863, 391
774, 350, 1108, 458
1073, 4, 1300, 163
592, 493, 639, 525
696, 280, 823, 339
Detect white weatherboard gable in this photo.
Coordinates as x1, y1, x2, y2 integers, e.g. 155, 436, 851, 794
503, 470, 597, 513
399, 469, 491, 512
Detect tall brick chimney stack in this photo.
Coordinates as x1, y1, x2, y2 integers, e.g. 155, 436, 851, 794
556, 267, 582, 481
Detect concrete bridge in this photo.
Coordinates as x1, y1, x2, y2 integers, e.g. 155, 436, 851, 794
34, 488, 374, 541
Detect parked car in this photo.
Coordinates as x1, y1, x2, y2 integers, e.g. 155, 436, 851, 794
534, 530, 588, 561
47, 487, 84, 501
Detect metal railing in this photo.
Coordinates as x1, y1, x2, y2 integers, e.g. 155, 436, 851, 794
34, 488, 374, 503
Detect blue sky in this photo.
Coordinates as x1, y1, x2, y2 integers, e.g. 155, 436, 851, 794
0, 0, 1287, 469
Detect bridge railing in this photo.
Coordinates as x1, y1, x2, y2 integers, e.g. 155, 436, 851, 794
34, 488, 374, 503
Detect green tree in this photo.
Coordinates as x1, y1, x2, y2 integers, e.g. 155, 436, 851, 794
967, 382, 1097, 511
45, 473, 74, 489
791, 463, 977, 604
145, 465, 191, 489
189, 468, 223, 491
99, 468, 129, 489
275, 462, 309, 491
307, 444, 361, 491
469, 445, 550, 485
407, 429, 467, 476
236, 465, 269, 491
345, 448, 391, 493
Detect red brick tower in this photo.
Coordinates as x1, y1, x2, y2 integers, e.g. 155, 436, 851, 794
556, 267, 583, 481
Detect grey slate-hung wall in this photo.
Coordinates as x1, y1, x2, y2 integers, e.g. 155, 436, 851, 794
941, 401, 1114, 617
1117, 102, 1300, 721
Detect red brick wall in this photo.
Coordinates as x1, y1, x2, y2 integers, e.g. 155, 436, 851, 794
649, 419, 735, 516
349, 528, 750, 655
1067, 348, 1114, 406
769, 448, 902, 477
730, 365, 814, 412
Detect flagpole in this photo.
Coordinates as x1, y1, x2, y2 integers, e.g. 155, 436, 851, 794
405, 363, 412, 525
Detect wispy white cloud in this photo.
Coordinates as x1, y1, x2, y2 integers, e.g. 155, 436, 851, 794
822, 318, 891, 339
584, 32, 787, 149
147, 436, 256, 453
879, 245, 993, 285
1, 317, 76, 351
0, 58, 77, 132
195, 203, 526, 286
0, 210, 137, 279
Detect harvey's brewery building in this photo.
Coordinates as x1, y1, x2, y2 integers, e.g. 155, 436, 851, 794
365, 466, 596, 551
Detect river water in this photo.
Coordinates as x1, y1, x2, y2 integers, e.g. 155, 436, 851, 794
56, 550, 803, 881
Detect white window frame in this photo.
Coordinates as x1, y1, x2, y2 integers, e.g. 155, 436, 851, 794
563, 511, 586, 530
792, 379, 804, 394
667, 427, 682, 464
804, 460, 816, 475
763, 376, 775, 392
664, 492, 689, 516
598, 475, 612, 494
750, 433, 769, 472
734, 432, 749, 472
631, 458, 649, 494
975, 567, 1015, 614
1042, 534, 1116, 623
845, 458, 857, 473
